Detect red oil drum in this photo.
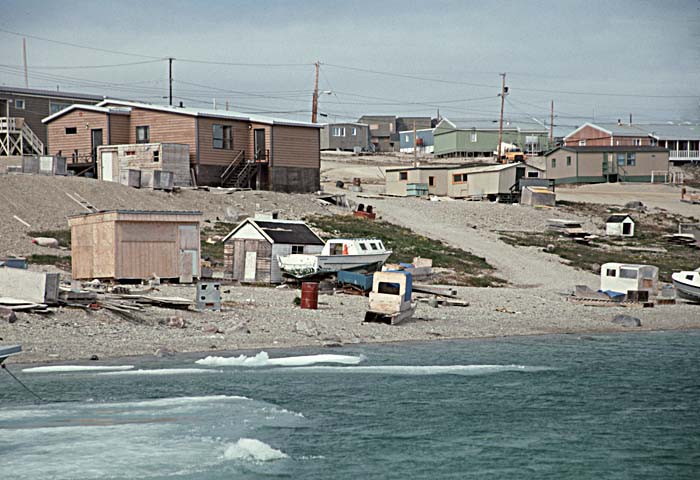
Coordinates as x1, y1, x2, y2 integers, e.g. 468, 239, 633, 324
300, 282, 319, 310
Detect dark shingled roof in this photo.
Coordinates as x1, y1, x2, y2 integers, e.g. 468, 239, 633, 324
255, 221, 324, 245
606, 214, 633, 223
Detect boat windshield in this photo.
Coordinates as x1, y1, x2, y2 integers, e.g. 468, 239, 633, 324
329, 243, 344, 255
359, 243, 368, 251
370, 243, 378, 250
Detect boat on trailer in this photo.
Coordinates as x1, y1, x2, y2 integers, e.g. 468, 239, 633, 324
278, 238, 392, 278
672, 269, 700, 302
0, 344, 22, 365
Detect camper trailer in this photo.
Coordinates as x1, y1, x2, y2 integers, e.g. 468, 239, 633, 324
600, 263, 659, 296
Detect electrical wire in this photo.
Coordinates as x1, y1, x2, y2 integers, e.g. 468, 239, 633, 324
2, 364, 46, 403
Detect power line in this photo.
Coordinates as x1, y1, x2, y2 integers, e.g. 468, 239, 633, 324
0, 59, 165, 70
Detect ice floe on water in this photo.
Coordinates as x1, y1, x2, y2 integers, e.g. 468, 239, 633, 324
196, 350, 366, 367
276, 364, 553, 376
22, 365, 135, 373
223, 438, 289, 462
97, 368, 218, 376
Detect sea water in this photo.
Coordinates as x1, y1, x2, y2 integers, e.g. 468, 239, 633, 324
1, 331, 699, 479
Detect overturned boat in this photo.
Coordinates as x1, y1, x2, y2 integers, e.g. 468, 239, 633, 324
278, 238, 392, 278
672, 269, 700, 302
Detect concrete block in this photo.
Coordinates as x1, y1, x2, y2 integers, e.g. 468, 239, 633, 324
0, 268, 60, 304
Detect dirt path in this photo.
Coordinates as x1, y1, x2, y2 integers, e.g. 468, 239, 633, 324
346, 194, 598, 291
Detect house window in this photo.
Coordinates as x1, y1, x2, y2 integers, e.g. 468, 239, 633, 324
399, 171, 408, 181
617, 153, 626, 166
14, 99, 25, 110
527, 171, 539, 178
213, 124, 233, 149
551, 158, 556, 168
49, 101, 71, 115
566, 156, 572, 166
291, 245, 304, 254
153, 150, 160, 163
136, 126, 150, 143
650, 138, 658, 146
579, 139, 586, 146
389, 123, 394, 132
452, 173, 464, 184
470, 130, 477, 142
369, 124, 379, 130
65, 127, 77, 135
428, 176, 435, 186
627, 153, 636, 166
634, 138, 642, 146
351, 127, 357, 136
331, 127, 346, 137
405, 134, 410, 142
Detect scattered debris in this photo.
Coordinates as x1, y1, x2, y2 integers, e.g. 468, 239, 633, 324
31, 237, 60, 248
166, 316, 186, 328
0, 307, 17, 323
0, 269, 59, 304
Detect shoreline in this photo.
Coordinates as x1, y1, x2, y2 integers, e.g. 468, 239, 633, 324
3, 284, 699, 365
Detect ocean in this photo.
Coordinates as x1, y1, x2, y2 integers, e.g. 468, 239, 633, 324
1, 331, 699, 479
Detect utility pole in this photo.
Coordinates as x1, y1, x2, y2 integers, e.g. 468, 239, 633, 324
549, 100, 554, 146
413, 120, 417, 167
225, 100, 229, 111
168, 57, 174, 106
311, 61, 320, 123
22, 38, 29, 88
497, 73, 507, 163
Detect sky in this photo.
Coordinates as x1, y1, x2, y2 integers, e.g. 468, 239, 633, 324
1, 0, 699, 131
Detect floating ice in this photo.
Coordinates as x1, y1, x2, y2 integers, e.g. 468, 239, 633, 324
276, 365, 552, 376
196, 351, 366, 367
22, 365, 135, 373
223, 438, 288, 462
98, 368, 217, 376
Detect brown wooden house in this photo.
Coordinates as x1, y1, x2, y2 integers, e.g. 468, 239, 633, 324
68, 210, 202, 282
563, 122, 652, 147
43, 99, 321, 192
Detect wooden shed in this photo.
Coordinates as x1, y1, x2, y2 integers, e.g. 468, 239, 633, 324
222, 218, 325, 283
68, 210, 202, 282
606, 214, 635, 237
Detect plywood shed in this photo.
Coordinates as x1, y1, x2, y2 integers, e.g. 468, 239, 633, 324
97, 143, 191, 187
68, 210, 202, 282
222, 218, 325, 283
521, 186, 556, 207
606, 215, 635, 237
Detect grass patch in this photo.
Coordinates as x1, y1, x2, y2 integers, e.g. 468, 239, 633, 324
200, 221, 236, 266
307, 214, 503, 287
499, 201, 698, 283
27, 229, 71, 247
27, 254, 71, 270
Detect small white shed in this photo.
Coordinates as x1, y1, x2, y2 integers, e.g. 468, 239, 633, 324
600, 263, 658, 295
606, 215, 635, 237
222, 218, 325, 283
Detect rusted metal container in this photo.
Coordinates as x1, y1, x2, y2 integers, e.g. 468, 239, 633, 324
300, 282, 319, 309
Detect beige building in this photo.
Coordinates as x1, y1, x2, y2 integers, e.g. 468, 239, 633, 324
68, 210, 202, 282
385, 162, 543, 199
545, 146, 669, 184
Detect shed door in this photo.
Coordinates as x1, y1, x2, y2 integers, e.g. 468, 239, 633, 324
179, 250, 195, 282
178, 225, 199, 277
622, 222, 632, 235
244, 252, 257, 281
101, 152, 114, 181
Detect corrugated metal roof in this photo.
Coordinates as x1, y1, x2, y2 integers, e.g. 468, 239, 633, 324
0, 85, 104, 101
42, 104, 130, 123
645, 123, 700, 140
549, 146, 669, 154
588, 123, 649, 137
439, 117, 548, 133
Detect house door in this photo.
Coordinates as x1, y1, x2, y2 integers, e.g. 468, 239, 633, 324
602, 153, 609, 175
622, 222, 632, 235
515, 166, 525, 185
254, 129, 266, 161
101, 151, 114, 181
91, 129, 103, 164
244, 251, 257, 281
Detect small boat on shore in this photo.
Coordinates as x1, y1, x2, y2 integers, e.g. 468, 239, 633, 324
0, 344, 22, 364
278, 238, 392, 278
672, 269, 700, 302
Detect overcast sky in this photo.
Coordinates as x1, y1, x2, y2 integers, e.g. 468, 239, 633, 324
1, 0, 699, 130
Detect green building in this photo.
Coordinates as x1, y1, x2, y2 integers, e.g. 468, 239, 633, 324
433, 118, 550, 158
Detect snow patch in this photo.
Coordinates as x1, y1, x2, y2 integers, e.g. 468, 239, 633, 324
196, 351, 365, 367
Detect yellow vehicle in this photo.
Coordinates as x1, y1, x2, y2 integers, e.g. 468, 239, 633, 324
494, 144, 528, 162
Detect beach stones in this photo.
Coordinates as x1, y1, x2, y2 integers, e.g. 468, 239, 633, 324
612, 314, 642, 327
1, 307, 17, 324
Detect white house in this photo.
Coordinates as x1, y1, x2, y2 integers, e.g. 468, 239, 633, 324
222, 217, 325, 283
606, 214, 635, 237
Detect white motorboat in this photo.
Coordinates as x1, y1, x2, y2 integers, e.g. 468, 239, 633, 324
672, 269, 700, 302
278, 238, 392, 278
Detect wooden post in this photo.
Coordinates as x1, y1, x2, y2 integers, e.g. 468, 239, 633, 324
413, 120, 417, 166
549, 100, 554, 146
168, 58, 174, 106
311, 61, 320, 123
22, 38, 29, 88
497, 73, 506, 163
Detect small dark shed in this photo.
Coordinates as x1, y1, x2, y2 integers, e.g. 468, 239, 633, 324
222, 218, 325, 283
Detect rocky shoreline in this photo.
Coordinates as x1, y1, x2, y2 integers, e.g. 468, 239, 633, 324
2, 283, 699, 365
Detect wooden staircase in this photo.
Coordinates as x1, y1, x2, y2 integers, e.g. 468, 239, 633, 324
220, 150, 259, 188
0, 117, 44, 156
